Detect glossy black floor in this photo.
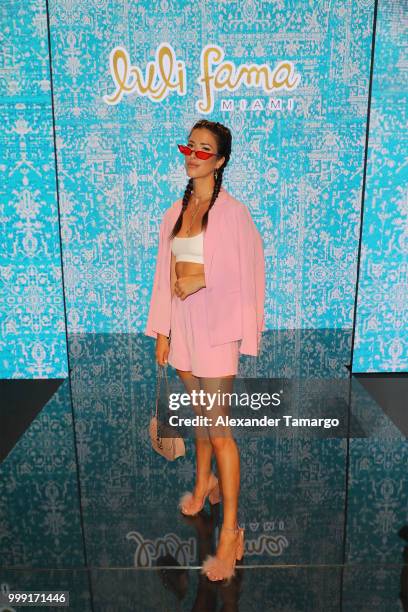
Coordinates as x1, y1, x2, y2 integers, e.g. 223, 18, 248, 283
0, 334, 407, 611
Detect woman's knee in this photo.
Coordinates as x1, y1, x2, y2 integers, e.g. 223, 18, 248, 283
176, 368, 194, 380
208, 432, 235, 451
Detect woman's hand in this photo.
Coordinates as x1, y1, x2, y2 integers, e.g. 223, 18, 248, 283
156, 334, 170, 366
174, 274, 205, 300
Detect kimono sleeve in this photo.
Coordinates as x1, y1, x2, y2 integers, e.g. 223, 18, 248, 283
144, 212, 172, 339
235, 204, 266, 356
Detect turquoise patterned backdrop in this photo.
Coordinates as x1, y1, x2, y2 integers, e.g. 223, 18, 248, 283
0, 0, 406, 378
0, 0, 68, 378
0, 2, 407, 610
352, 0, 408, 372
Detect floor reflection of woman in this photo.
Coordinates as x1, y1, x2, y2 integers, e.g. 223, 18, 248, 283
145, 119, 265, 582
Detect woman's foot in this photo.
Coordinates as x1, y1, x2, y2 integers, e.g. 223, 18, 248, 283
201, 525, 245, 582
178, 472, 220, 516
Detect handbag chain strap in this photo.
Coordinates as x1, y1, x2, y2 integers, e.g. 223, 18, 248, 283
155, 363, 170, 445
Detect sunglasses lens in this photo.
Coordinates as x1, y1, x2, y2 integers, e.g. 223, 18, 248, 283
195, 150, 212, 160
177, 144, 191, 156
177, 144, 216, 160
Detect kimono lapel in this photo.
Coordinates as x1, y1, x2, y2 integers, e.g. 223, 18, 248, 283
203, 187, 228, 285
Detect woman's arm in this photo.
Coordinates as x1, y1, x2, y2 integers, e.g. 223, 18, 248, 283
144, 211, 172, 338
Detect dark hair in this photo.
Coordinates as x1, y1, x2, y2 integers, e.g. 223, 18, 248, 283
169, 120, 232, 239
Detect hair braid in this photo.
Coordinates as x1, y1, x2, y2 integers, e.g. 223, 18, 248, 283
200, 165, 224, 232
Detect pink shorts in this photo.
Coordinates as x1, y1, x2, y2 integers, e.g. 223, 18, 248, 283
167, 288, 239, 377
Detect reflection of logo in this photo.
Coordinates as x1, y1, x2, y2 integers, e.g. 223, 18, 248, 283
244, 534, 289, 556
126, 531, 196, 567
0, 582, 16, 612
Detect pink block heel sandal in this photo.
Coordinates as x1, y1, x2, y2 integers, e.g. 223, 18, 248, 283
201, 525, 245, 583
178, 473, 221, 516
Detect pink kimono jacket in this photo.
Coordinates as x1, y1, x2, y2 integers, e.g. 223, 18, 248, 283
144, 186, 266, 356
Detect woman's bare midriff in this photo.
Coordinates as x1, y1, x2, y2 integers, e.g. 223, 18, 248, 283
171, 258, 205, 296
175, 261, 204, 280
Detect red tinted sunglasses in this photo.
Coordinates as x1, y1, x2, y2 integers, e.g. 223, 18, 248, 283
177, 143, 219, 161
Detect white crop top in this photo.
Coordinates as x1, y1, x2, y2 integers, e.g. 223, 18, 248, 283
171, 231, 204, 264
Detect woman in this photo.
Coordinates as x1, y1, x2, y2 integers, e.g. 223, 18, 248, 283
145, 119, 265, 582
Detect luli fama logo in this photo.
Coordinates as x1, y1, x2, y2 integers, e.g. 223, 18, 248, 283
104, 42, 301, 114
126, 529, 289, 566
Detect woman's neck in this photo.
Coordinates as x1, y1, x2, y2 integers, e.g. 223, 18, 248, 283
192, 179, 215, 200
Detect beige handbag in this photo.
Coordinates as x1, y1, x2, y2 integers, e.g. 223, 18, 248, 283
149, 363, 185, 461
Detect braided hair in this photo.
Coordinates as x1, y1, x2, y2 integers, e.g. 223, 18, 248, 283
169, 120, 232, 240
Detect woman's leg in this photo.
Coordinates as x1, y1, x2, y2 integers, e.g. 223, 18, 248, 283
199, 373, 247, 581
199, 374, 242, 579
199, 374, 240, 529
176, 369, 215, 506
